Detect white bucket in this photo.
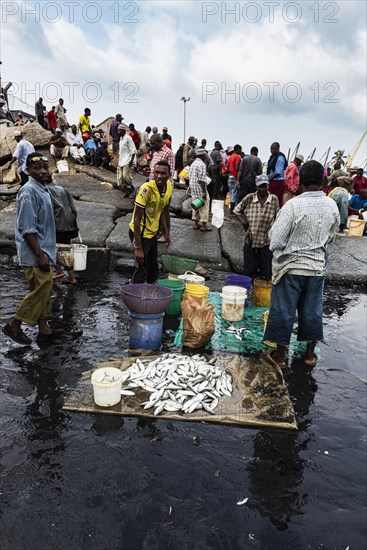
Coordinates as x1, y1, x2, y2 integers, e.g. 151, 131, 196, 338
71, 243, 88, 271
91, 367, 123, 407
177, 271, 205, 286
221, 285, 247, 322
56, 160, 69, 173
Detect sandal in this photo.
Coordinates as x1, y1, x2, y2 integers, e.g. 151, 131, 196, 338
200, 226, 213, 232
304, 353, 318, 368
53, 273, 65, 280
193, 225, 201, 230
3, 324, 32, 345
62, 279, 78, 285
263, 350, 287, 369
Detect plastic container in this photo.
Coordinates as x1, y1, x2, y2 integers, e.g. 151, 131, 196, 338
120, 284, 172, 315
185, 283, 209, 302
348, 218, 365, 237
56, 160, 69, 173
221, 285, 247, 321
157, 279, 185, 315
191, 197, 205, 210
71, 244, 88, 271
128, 310, 165, 350
161, 255, 198, 275
177, 271, 205, 286
91, 367, 123, 407
252, 278, 272, 307
225, 275, 252, 307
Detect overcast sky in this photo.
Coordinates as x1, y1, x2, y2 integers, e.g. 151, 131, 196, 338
2, 0, 366, 165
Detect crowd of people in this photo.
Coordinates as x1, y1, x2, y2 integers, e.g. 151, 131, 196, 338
3, 98, 367, 367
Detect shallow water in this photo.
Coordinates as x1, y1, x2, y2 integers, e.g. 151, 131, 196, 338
0, 266, 366, 550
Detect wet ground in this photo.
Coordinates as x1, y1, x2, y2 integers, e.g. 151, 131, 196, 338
0, 265, 366, 550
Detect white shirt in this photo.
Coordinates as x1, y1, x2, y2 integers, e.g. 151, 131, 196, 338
118, 134, 136, 167
13, 139, 35, 174
66, 131, 83, 147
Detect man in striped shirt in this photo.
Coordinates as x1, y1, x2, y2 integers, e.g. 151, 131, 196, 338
264, 160, 340, 369
149, 134, 175, 180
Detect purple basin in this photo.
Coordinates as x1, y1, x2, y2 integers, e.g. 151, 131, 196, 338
120, 284, 173, 314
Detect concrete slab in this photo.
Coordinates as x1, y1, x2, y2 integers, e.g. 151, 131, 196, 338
74, 201, 118, 247
0, 207, 16, 247
53, 173, 107, 198
74, 165, 117, 185
220, 217, 245, 273
105, 214, 133, 252
326, 234, 367, 285
170, 190, 187, 215
78, 190, 134, 214
165, 218, 223, 265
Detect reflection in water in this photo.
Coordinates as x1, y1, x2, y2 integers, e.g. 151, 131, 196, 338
247, 365, 318, 531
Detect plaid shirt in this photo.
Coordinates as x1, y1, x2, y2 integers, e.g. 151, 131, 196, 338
188, 158, 208, 198
234, 191, 279, 248
149, 145, 175, 179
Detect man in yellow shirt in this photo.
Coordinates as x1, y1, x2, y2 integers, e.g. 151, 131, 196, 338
129, 161, 172, 283
78, 108, 91, 135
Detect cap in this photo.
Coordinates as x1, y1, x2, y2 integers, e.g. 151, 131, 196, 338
55, 128, 62, 133
227, 146, 234, 154
188, 136, 195, 141
295, 153, 304, 162
14, 130, 23, 137
94, 132, 101, 139
117, 124, 125, 131
162, 127, 168, 131
256, 175, 269, 187
195, 148, 206, 156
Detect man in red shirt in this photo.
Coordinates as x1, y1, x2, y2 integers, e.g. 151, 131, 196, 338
227, 144, 242, 213
129, 123, 141, 150
282, 153, 304, 204
46, 106, 57, 134
352, 168, 367, 194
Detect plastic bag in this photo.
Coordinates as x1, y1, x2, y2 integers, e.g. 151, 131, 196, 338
181, 294, 215, 348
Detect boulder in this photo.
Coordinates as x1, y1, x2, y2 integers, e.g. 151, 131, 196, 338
74, 164, 117, 185
78, 190, 134, 214
0, 206, 16, 247
106, 215, 133, 252
74, 201, 119, 247
170, 189, 188, 215
165, 218, 223, 265
0, 122, 52, 162
52, 173, 108, 199
220, 217, 245, 273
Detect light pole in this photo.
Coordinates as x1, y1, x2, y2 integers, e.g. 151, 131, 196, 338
180, 96, 190, 143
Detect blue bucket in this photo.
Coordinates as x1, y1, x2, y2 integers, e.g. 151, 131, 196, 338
128, 310, 165, 350
225, 275, 252, 306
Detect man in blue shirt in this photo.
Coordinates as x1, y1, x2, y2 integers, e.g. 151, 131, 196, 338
8, 130, 35, 185
3, 153, 61, 345
349, 188, 367, 211
267, 142, 288, 207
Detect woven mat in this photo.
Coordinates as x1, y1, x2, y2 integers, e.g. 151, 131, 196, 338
174, 292, 314, 357
63, 354, 297, 430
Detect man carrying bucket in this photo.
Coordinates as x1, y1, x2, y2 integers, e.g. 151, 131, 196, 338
263, 161, 340, 369
129, 160, 172, 284
187, 149, 212, 231
2, 153, 63, 345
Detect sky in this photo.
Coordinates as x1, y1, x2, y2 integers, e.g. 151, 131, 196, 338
2, 0, 367, 165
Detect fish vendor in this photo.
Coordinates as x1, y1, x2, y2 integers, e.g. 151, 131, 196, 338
234, 174, 279, 280
263, 160, 340, 369
129, 160, 172, 283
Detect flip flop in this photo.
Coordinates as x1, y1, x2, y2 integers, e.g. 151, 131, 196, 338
263, 350, 287, 370
200, 227, 213, 232
193, 226, 201, 230
62, 279, 77, 285
53, 273, 65, 280
304, 353, 318, 368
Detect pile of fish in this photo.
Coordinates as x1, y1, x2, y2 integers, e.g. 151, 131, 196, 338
120, 353, 233, 416
226, 325, 251, 340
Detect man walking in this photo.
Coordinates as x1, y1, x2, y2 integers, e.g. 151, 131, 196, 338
283, 153, 304, 203
117, 124, 136, 196
2, 153, 60, 345
263, 160, 340, 369
234, 175, 279, 280
236, 146, 263, 203
267, 142, 288, 207
8, 131, 35, 185
129, 161, 172, 283
188, 149, 212, 231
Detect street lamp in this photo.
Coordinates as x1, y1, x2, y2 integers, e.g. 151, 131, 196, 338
180, 96, 190, 144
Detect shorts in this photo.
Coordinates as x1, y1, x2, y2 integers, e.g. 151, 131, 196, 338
228, 176, 237, 202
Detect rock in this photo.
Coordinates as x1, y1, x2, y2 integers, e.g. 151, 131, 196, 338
106, 215, 133, 252
220, 217, 245, 273
112, 256, 136, 275
74, 201, 119, 247
164, 218, 223, 265
181, 197, 192, 219
0, 207, 16, 248
0, 122, 52, 162
326, 234, 367, 285
74, 164, 117, 185
0, 184, 20, 197
52, 173, 108, 198
78, 190, 134, 213
170, 190, 188, 215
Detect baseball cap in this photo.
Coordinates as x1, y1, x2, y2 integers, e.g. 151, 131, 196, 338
256, 175, 269, 186
295, 153, 304, 162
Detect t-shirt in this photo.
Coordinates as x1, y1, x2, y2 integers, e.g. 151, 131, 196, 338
227, 153, 241, 177
353, 176, 367, 194
349, 194, 367, 210
79, 115, 91, 133
129, 180, 173, 239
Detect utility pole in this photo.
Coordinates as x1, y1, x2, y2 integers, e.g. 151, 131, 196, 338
180, 97, 190, 143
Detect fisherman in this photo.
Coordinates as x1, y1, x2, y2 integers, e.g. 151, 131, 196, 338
55, 98, 68, 131
267, 142, 288, 207
35, 97, 46, 128
46, 106, 57, 134
236, 146, 263, 203
227, 144, 242, 213
110, 114, 124, 154
183, 136, 196, 168
234, 175, 279, 280
149, 134, 175, 180
162, 127, 172, 143
49, 129, 69, 161
349, 188, 367, 213
78, 107, 92, 135
66, 124, 87, 165
352, 168, 367, 194
328, 178, 352, 232
331, 162, 347, 179
117, 124, 136, 196
263, 160, 340, 369
129, 160, 172, 283
2, 153, 62, 345
188, 148, 212, 231
209, 140, 224, 199
8, 131, 35, 185
282, 153, 304, 203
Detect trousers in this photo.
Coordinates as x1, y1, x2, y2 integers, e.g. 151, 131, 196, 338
243, 242, 272, 280
14, 267, 53, 325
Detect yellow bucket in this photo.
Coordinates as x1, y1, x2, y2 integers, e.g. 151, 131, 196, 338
263, 310, 276, 348
348, 218, 365, 237
185, 283, 209, 302
253, 278, 272, 307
